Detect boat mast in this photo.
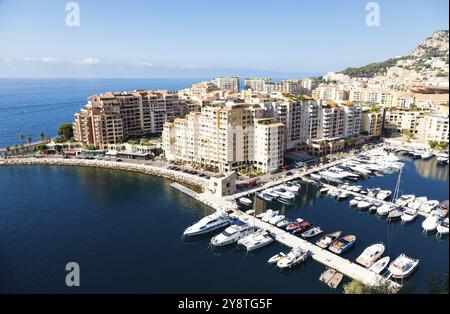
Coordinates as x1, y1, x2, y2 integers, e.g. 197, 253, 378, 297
393, 168, 403, 203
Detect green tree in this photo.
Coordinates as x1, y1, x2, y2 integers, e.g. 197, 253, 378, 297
57, 123, 74, 141
19, 133, 25, 142
36, 144, 47, 152
26, 137, 32, 144
38, 132, 46, 142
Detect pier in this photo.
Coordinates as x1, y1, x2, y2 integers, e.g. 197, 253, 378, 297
233, 209, 401, 290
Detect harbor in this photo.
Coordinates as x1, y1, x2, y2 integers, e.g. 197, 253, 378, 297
178, 145, 449, 292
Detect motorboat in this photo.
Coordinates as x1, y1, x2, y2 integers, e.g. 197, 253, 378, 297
291, 221, 312, 235
349, 166, 371, 176
183, 211, 231, 236
273, 188, 295, 200
210, 220, 252, 247
357, 200, 373, 210
422, 213, 441, 232
319, 187, 330, 194
421, 151, 434, 160
268, 252, 287, 264
401, 208, 418, 223
377, 203, 398, 216
437, 218, 449, 235
269, 214, 285, 226
301, 226, 323, 238
376, 190, 392, 201
256, 192, 274, 202
388, 207, 405, 221
436, 200, 449, 217
316, 231, 342, 249
349, 197, 363, 207
437, 157, 449, 164
277, 248, 309, 269
369, 256, 390, 274
356, 243, 385, 267
327, 188, 341, 198
310, 173, 322, 180
286, 218, 303, 231
420, 200, 440, 213
368, 205, 379, 212
388, 254, 419, 279
239, 197, 253, 206
329, 235, 356, 254
282, 182, 301, 194
320, 170, 348, 182
238, 229, 274, 251
409, 197, 427, 211
395, 194, 416, 207
257, 209, 273, 220
276, 219, 290, 229
262, 210, 279, 223
263, 189, 279, 199
337, 192, 350, 200
367, 188, 381, 198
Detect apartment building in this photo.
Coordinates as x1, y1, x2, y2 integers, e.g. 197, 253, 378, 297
312, 84, 349, 102
384, 109, 425, 134
162, 102, 285, 173
244, 78, 272, 92
317, 103, 346, 140
342, 103, 363, 137
349, 88, 415, 108
273, 99, 310, 149
73, 90, 183, 148
361, 110, 384, 138
244, 78, 303, 95
211, 77, 240, 93
419, 114, 449, 143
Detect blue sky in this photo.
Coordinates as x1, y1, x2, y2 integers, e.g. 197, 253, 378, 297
0, 0, 448, 78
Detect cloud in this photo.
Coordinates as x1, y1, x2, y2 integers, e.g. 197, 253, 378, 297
24, 57, 65, 64
74, 58, 100, 65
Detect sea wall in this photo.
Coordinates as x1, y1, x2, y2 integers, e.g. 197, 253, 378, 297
0, 158, 209, 190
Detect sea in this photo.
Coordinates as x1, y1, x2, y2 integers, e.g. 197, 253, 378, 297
0, 79, 448, 293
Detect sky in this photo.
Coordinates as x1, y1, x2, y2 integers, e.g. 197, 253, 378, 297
0, 0, 448, 78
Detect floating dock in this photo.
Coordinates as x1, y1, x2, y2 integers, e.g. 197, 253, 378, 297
170, 182, 198, 198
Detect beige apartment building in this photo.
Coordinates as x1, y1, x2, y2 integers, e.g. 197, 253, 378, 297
163, 102, 285, 173
361, 110, 384, 138
73, 90, 183, 148
384, 109, 425, 134
419, 114, 449, 143
211, 77, 240, 93
312, 84, 349, 102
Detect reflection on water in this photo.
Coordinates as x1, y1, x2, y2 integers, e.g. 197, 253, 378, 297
398, 155, 449, 181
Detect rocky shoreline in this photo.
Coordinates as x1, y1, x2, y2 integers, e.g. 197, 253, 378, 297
0, 158, 209, 190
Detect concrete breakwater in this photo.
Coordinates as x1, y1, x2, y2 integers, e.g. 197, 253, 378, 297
0, 158, 209, 190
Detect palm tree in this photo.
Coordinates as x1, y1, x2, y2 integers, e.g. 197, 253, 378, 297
38, 132, 46, 142
26, 137, 32, 144
19, 134, 25, 142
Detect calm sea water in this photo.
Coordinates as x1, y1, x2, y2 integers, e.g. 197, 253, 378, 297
0, 78, 205, 147
0, 157, 448, 293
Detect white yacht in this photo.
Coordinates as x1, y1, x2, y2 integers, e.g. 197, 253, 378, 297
277, 248, 309, 269
369, 256, 390, 274
421, 151, 434, 160
409, 197, 427, 211
210, 220, 251, 247
357, 200, 373, 210
349, 197, 363, 207
268, 252, 287, 264
422, 213, 441, 232
238, 229, 274, 252
256, 192, 274, 202
401, 208, 418, 223
261, 210, 278, 223
320, 170, 348, 182
301, 226, 323, 238
282, 182, 301, 194
269, 214, 285, 225
349, 166, 372, 176
437, 218, 449, 235
420, 200, 440, 213
183, 211, 231, 236
376, 190, 392, 201
264, 189, 279, 199
388, 254, 419, 279
276, 219, 290, 229
377, 203, 398, 216
310, 173, 322, 180
337, 192, 349, 200
273, 188, 295, 200
239, 197, 253, 206
395, 194, 416, 207
356, 243, 385, 267
319, 187, 330, 194
367, 188, 381, 198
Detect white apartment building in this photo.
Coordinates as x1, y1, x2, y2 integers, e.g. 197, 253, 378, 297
244, 78, 272, 92
342, 103, 363, 137
273, 100, 310, 149
312, 85, 349, 102
211, 77, 240, 93
419, 114, 449, 143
